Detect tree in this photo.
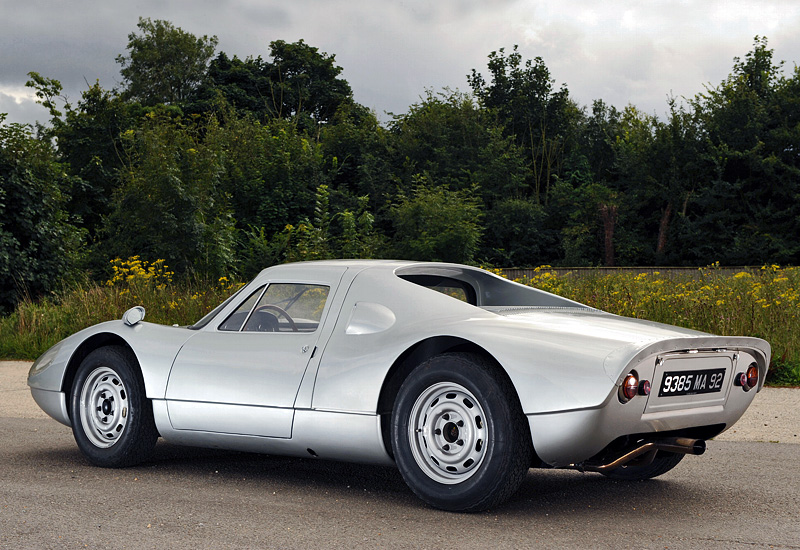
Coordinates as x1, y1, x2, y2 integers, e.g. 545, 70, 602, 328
0, 115, 84, 311
55, 83, 142, 241
605, 103, 701, 264
648, 100, 703, 261
117, 18, 218, 105
390, 177, 483, 263
187, 40, 354, 132
480, 197, 555, 267
188, 53, 273, 117
684, 37, 800, 264
389, 89, 525, 200
25, 71, 70, 131
264, 39, 352, 128
549, 157, 618, 266
216, 113, 324, 236
576, 100, 621, 185
468, 46, 580, 204
277, 184, 380, 262
318, 101, 388, 198
102, 111, 235, 277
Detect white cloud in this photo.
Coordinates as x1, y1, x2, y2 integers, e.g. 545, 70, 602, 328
0, 86, 35, 105
620, 10, 637, 31
0, 89, 45, 128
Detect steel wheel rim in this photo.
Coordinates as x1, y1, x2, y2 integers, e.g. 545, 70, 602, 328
79, 366, 129, 448
408, 382, 488, 484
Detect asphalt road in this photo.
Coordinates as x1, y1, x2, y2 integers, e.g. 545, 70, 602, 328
2, 362, 799, 549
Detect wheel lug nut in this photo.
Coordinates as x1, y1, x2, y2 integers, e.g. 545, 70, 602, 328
434, 428, 441, 435
457, 420, 464, 427
442, 444, 450, 451
457, 439, 464, 446
442, 414, 450, 421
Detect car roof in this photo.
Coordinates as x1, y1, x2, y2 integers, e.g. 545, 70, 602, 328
256, 260, 589, 309
257, 259, 472, 276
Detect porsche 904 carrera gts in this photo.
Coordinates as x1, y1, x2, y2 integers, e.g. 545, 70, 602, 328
28, 260, 770, 511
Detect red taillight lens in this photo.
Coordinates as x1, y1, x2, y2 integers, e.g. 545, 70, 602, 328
735, 364, 760, 391
746, 363, 759, 390
639, 380, 652, 396
620, 373, 639, 402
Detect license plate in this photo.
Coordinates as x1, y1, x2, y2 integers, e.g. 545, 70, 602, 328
658, 368, 726, 397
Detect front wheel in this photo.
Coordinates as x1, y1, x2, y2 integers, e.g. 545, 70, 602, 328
391, 353, 532, 512
69, 346, 158, 467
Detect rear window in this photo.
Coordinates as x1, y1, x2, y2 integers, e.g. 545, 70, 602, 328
398, 274, 477, 305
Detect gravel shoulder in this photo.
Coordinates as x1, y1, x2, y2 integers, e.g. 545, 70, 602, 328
3, 360, 798, 443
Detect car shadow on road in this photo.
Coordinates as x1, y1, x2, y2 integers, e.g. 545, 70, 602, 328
141, 441, 716, 517
15, 431, 720, 517
501, 466, 713, 518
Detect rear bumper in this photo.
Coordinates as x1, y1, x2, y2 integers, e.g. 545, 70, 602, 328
528, 352, 760, 467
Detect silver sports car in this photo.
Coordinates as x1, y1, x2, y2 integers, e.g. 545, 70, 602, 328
28, 260, 770, 511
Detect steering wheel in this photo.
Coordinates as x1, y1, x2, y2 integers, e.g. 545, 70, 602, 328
254, 304, 298, 332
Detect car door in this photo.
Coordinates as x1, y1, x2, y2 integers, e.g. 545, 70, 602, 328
165, 266, 347, 438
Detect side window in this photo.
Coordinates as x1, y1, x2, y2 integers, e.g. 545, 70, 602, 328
218, 286, 265, 331
242, 283, 330, 333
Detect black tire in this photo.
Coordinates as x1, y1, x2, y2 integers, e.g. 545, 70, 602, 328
601, 451, 684, 480
69, 346, 158, 467
391, 353, 532, 512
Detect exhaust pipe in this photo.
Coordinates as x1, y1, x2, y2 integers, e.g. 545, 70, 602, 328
657, 437, 706, 456
576, 437, 706, 473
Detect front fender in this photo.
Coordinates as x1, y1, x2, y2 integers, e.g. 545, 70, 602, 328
28, 321, 194, 399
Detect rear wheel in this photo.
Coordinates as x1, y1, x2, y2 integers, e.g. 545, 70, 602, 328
391, 353, 531, 512
601, 451, 684, 480
69, 346, 158, 467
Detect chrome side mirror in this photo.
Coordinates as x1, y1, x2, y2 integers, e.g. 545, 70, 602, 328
122, 306, 146, 326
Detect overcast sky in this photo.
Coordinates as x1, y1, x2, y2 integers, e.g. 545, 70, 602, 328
1, 0, 799, 128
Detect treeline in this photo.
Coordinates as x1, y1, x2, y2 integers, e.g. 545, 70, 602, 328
2, 18, 799, 312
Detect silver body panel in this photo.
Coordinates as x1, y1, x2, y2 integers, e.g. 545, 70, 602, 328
28, 260, 770, 467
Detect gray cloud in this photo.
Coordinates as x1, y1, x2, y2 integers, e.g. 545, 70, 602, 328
1, 0, 798, 128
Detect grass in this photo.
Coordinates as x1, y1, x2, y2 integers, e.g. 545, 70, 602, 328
0, 257, 239, 360
2, 258, 799, 386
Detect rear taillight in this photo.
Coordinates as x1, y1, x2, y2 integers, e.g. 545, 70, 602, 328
619, 372, 640, 403
746, 363, 759, 390
735, 363, 759, 391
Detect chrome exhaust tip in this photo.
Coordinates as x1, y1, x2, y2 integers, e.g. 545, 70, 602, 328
657, 437, 706, 456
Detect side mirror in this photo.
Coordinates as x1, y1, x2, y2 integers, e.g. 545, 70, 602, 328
122, 306, 146, 326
